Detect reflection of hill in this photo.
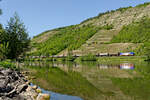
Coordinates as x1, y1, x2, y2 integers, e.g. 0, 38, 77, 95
24, 66, 106, 100
22, 61, 142, 100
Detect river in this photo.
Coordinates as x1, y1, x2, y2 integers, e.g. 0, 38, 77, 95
20, 61, 150, 100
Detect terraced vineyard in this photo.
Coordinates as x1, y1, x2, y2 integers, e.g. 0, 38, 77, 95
31, 2, 150, 56
59, 29, 139, 56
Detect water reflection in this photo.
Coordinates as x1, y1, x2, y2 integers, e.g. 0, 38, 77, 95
21, 61, 150, 100
120, 63, 134, 70
30, 83, 83, 100
23, 61, 135, 70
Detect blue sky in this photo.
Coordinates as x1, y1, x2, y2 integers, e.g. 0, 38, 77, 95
0, 0, 150, 37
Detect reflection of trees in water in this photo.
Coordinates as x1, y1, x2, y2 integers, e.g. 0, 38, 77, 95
22, 61, 134, 72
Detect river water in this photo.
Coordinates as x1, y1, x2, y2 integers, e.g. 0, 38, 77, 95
20, 61, 150, 100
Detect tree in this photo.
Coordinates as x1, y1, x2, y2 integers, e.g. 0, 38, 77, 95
0, 42, 9, 60
5, 13, 30, 59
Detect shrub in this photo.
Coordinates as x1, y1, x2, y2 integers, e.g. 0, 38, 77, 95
79, 54, 97, 61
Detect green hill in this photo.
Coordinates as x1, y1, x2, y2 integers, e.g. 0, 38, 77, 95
30, 2, 150, 56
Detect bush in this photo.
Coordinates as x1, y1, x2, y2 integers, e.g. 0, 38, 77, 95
78, 54, 97, 61
0, 60, 16, 69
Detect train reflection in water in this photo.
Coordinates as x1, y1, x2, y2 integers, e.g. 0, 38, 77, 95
120, 63, 134, 70
23, 62, 135, 70
97, 63, 134, 70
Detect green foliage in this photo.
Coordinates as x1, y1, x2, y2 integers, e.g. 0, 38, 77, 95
0, 60, 16, 69
33, 25, 99, 56
136, 2, 150, 8
0, 42, 9, 59
33, 30, 51, 39
111, 17, 150, 56
112, 17, 150, 43
103, 24, 114, 30
0, 24, 5, 42
33, 27, 67, 39
78, 54, 97, 61
4, 13, 30, 59
116, 6, 132, 13
144, 43, 150, 61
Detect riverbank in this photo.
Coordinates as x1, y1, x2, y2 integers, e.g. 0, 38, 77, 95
0, 65, 50, 100
97, 56, 146, 62
22, 56, 146, 63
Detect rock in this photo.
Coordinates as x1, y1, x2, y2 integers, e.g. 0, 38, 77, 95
36, 93, 50, 100
36, 89, 42, 93
17, 84, 28, 93
1, 69, 13, 76
32, 85, 38, 90
26, 86, 33, 92
0, 68, 38, 100
26, 81, 30, 85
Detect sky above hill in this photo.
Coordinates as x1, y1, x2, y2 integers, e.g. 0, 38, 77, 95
0, 0, 150, 37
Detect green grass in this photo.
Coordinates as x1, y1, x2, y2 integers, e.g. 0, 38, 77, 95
0, 60, 16, 69
76, 54, 97, 61
97, 56, 146, 62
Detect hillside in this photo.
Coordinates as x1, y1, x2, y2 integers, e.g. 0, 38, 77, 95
30, 2, 150, 56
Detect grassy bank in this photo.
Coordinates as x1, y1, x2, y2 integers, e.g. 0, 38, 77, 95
23, 56, 146, 63
97, 56, 146, 62
0, 60, 16, 69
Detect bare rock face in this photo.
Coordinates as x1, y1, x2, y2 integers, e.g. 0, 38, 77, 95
0, 67, 38, 100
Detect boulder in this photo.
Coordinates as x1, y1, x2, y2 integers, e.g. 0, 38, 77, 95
32, 85, 38, 90
0, 68, 39, 100
36, 89, 42, 93
36, 93, 50, 100
17, 83, 28, 93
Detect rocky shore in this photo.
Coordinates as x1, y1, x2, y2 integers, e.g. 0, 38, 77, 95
0, 67, 50, 100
